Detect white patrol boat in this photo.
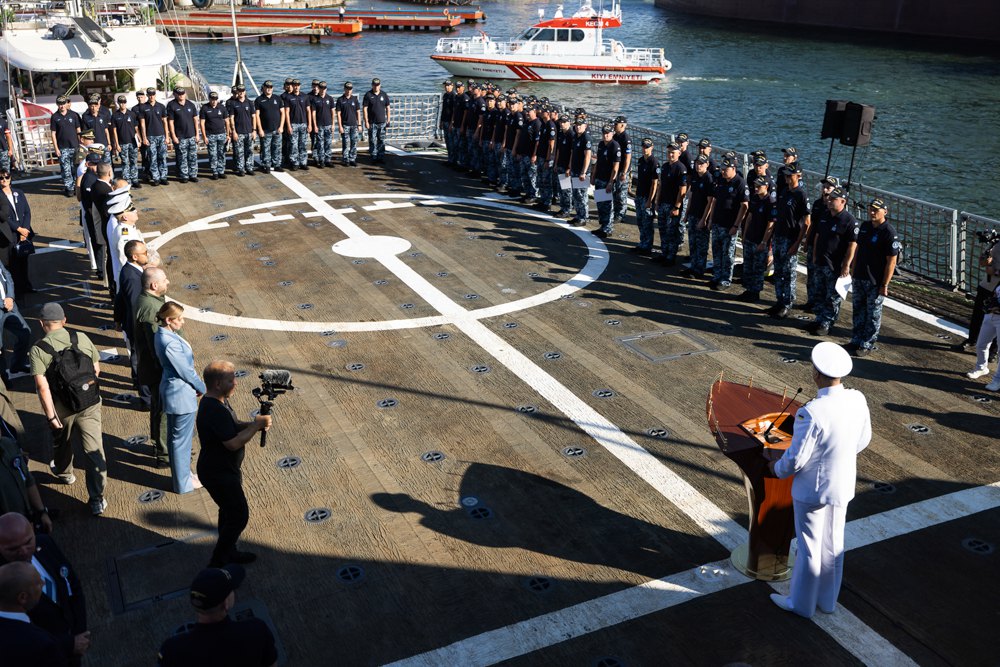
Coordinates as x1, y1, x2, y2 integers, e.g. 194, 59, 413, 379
431, 0, 669, 84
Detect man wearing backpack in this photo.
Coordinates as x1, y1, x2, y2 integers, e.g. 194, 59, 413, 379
28, 304, 107, 516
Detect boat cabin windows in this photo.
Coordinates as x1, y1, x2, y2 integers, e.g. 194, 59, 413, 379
518, 27, 584, 42
557, 29, 570, 41
534, 28, 555, 41
516, 28, 539, 41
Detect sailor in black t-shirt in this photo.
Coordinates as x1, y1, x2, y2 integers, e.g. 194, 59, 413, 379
590, 125, 621, 238
225, 84, 256, 176
749, 153, 777, 202
49, 96, 81, 196
166, 87, 201, 182
775, 147, 802, 197
611, 116, 632, 223
309, 82, 336, 168
80, 94, 112, 163
682, 154, 715, 278
478, 94, 498, 184
139, 88, 170, 184
675, 132, 692, 175
111, 95, 140, 187
740, 176, 777, 302
768, 163, 812, 318
552, 115, 574, 217
253, 81, 285, 173
515, 105, 541, 203
362, 78, 392, 163
654, 142, 688, 265
810, 187, 859, 336
534, 106, 558, 210
489, 96, 508, 188
704, 158, 749, 290
131, 90, 150, 181
449, 81, 468, 168
849, 198, 899, 355
282, 79, 311, 170
568, 119, 592, 226
306, 79, 320, 161
157, 564, 278, 667
440, 80, 457, 165
200, 92, 229, 179
196, 361, 271, 567
503, 97, 525, 196
804, 175, 838, 311
335, 82, 362, 166
631, 137, 659, 254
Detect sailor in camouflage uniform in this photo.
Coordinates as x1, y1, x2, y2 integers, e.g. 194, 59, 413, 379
611, 116, 632, 225
590, 124, 621, 238
848, 198, 900, 356
809, 187, 859, 336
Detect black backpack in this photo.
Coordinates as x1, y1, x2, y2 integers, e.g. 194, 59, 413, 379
37, 330, 101, 413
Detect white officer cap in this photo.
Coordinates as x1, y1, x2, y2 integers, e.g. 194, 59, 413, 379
811, 341, 853, 378
107, 194, 133, 215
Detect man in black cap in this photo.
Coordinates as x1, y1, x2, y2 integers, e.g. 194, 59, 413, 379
611, 116, 632, 225
282, 79, 310, 171
448, 81, 468, 169
567, 118, 592, 226
139, 88, 169, 185
590, 125, 621, 238
335, 82, 361, 167
631, 137, 659, 254
803, 176, 839, 311
440, 81, 457, 165
156, 564, 277, 667
849, 198, 899, 356
776, 147, 800, 197
513, 104, 541, 204
132, 90, 150, 183
740, 175, 777, 302
490, 96, 510, 190
110, 95, 140, 188
768, 162, 812, 318
166, 87, 201, 183
199, 92, 229, 180
749, 153, 776, 201
253, 81, 285, 174
225, 84, 256, 176
197, 361, 271, 567
478, 93, 498, 184
363, 78, 392, 164
80, 95, 112, 164
682, 154, 715, 278
280, 78, 294, 168
309, 82, 335, 168
500, 95, 522, 194
29, 303, 107, 515
534, 105, 558, 211
49, 96, 81, 196
306, 79, 321, 159
809, 187, 859, 336
551, 114, 573, 217
654, 142, 688, 265
703, 158, 749, 290
675, 132, 692, 174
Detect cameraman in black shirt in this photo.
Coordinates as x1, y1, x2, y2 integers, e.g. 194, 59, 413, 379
196, 361, 271, 568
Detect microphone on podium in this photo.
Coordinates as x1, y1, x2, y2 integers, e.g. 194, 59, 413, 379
762, 387, 803, 443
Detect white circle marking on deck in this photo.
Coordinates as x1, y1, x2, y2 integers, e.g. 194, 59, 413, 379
332, 235, 412, 258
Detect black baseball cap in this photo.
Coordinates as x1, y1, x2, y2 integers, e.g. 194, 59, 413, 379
291, 79, 301, 86
86, 152, 102, 164
753, 155, 768, 166
829, 186, 847, 199
614, 115, 627, 124
640, 138, 653, 148
56, 95, 70, 104
284, 78, 293, 85
601, 124, 613, 134
88, 94, 101, 104
262, 80, 273, 88
372, 78, 381, 85
234, 84, 246, 92
146, 87, 157, 95
190, 565, 245, 610
870, 197, 887, 211
821, 175, 839, 187
311, 79, 321, 86
136, 91, 146, 98
676, 132, 689, 143
695, 154, 710, 165
785, 163, 802, 175
782, 147, 797, 156
344, 81, 353, 89
318, 81, 327, 89
667, 142, 680, 152
456, 81, 465, 88
173, 86, 186, 95
721, 158, 736, 169
116, 95, 127, 103
698, 138, 711, 148
558, 115, 570, 123
208, 91, 219, 100
753, 175, 769, 188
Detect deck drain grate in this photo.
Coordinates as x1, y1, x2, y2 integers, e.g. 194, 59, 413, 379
262, 261, 276, 267
109, 393, 132, 404
278, 280, 294, 287
971, 394, 993, 404
257, 257, 272, 262
935, 333, 952, 340
277, 456, 301, 470
562, 446, 586, 458
525, 576, 552, 592
421, 450, 445, 463
797, 314, 812, 321
297, 303, 313, 310
527, 272, 540, 278
464, 293, 480, 300
576, 301, 591, 307
436, 272, 449, 277
304, 508, 331, 524
470, 365, 491, 374
780, 357, 798, 364
409, 252, 423, 257
320, 330, 337, 337
138, 490, 164, 504
468, 506, 493, 520
502, 322, 518, 329
646, 427, 669, 439
247, 242, 261, 250
104, 354, 121, 362
185, 284, 199, 290
126, 435, 148, 447
605, 319, 621, 326
872, 481, 896, 494
543, 351, 562, 360
433, 332, 451, 340
592, 389, 615, 398
98, 324, 115, 331
210, 334, 228, 343
346, 363, 365, 371
352, 259, 366, 265
560, 294, 576, 300
907, 423, 931, 434
961, 538, 994, 555
400, 303, 415, 309
336, 565, 365, 584
461, 496, 478, 507
234, 370, 248, 378
360, 216, 373, 222
166, 255, 179, 261
327, 340, 347, 348
377, 398, 398, 409
496, 252, 506, 257
373, 279, 389, 286
515, 405, 537, 414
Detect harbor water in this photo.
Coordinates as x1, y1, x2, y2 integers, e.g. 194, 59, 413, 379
183, 0, 1000, 218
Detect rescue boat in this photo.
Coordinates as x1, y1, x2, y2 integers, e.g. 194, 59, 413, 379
430, 0, 670, 84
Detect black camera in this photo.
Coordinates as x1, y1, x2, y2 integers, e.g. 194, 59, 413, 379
977, 229, 1000, 247
252, 370, 294, 447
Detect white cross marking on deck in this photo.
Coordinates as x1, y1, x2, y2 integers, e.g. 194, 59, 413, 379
259, 171, 920, 664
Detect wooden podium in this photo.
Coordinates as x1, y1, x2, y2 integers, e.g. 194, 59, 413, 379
706, 378, 802, 581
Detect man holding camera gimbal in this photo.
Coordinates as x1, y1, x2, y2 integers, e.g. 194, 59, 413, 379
196, 361, 271, 568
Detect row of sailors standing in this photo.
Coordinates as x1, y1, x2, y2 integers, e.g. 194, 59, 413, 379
47, 78, 395, 196
438, 80, 899, 357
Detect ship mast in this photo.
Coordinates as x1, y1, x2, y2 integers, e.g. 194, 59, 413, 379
230, 0, 259, 95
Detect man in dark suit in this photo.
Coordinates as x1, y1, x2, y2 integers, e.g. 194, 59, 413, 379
113, 239, 149, 404
0, 561, 74, 666
90, 163, 114, 291
0, 513, 89, 660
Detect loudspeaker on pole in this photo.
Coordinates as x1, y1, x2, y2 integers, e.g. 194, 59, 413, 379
821, 100, 848, 140
840, 102, 876, 147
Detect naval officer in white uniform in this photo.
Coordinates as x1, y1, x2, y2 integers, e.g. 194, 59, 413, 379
769, 341, 871, 618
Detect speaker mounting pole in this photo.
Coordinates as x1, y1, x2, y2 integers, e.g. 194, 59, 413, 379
824, 137, 835, 179
846, 143, 859, 193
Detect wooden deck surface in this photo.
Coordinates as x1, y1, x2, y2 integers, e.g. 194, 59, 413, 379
9, 150, 999, 666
